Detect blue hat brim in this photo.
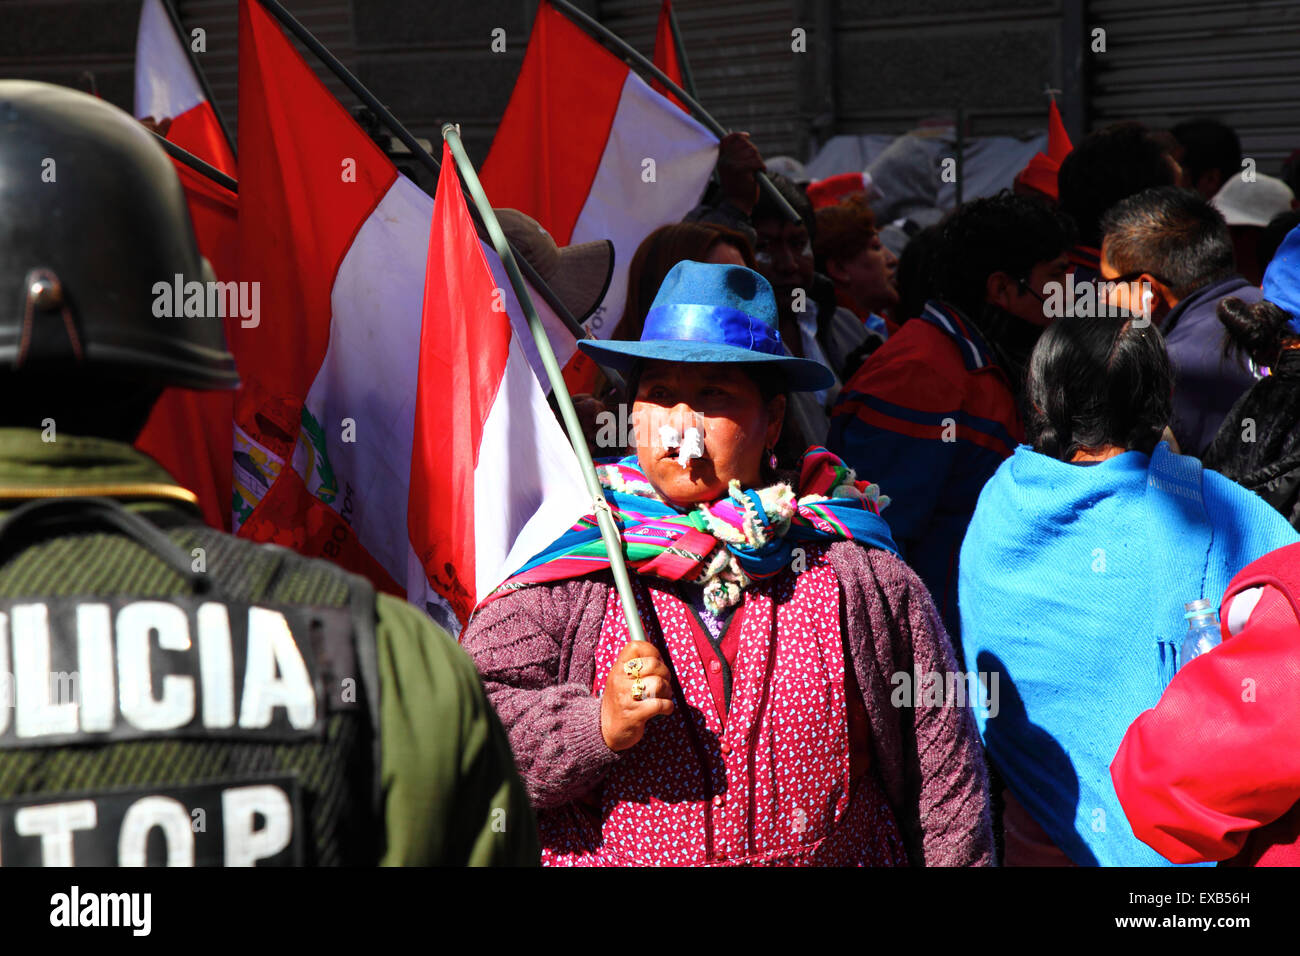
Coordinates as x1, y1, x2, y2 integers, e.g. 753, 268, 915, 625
578, 339, 835, 392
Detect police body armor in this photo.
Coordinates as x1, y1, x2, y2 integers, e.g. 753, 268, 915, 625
0, 497, 383, 867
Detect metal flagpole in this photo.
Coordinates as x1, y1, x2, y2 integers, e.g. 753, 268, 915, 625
547, 0, 801, 226
151, 129, 238, 193
443, 122, 649, 644
253, 0, 599, 354
664, 0, 698, 102
160, 0, 236, 158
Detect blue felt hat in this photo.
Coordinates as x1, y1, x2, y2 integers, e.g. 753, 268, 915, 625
578, 261, 835, 392
1263, 223, 1300, 335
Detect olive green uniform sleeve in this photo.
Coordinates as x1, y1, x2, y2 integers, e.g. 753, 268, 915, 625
374, 594, 539, 866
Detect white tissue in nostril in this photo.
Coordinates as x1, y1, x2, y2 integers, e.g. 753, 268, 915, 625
676, 427, 704, 467
658, 424, 681, 450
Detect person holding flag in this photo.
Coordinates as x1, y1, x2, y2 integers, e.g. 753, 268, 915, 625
462, 260, 995, 867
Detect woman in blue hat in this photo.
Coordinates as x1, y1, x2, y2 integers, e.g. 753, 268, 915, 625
461, 260, 994, 867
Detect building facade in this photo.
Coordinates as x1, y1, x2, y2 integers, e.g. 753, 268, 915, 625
1, 0, 1296, 173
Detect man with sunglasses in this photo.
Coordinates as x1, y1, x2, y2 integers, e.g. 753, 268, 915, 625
1099, 186, 1262, 456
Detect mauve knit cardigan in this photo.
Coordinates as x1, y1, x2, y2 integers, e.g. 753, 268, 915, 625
461, 540, 995, 867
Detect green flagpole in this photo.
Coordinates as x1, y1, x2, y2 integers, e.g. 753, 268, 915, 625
443, 123, 648, 644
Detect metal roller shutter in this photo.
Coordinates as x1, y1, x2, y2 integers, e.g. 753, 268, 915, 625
598, 0, 804, 158
1088, 0, 1300, 172
0, 1, 139, 108
830, 1, 1069, 144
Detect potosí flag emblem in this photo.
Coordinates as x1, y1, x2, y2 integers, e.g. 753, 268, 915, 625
480, 0, 718, 340
232, 0, 587, 626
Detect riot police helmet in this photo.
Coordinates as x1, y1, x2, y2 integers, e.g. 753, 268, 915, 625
0, 80, 238, 390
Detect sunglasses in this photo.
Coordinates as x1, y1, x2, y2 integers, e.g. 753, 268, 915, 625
1106, 269, 1174, 288
1015, 276, 1047, 304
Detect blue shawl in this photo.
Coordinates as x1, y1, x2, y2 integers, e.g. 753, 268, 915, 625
959, 442, 1298, 866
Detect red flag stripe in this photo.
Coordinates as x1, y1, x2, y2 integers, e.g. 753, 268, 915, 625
166, 99, 236, 177
239, 465, 404, 595
1047, 98, 1073, 161
408, 143, 513, 623
135, 156, 239, 531
652, 0, 689, 112
235, 0, 397, 407
479, 1, 628, 246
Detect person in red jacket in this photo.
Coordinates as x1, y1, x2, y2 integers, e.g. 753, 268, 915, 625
1111, 541, 1300, 866
827, 193, 1072, 642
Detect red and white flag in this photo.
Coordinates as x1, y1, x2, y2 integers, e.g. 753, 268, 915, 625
132, 0, 239, 531
481, 0, 718, 340
411, 144, 592, 624
652, 0, 689, 112
133, 0, 235, 176
233, 0, 587, 625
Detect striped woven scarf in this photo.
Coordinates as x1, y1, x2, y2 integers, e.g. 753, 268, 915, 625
486, 446, 898, 614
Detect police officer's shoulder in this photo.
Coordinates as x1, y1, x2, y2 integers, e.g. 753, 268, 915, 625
173, 528, 354, 603
372, 592, 486, 709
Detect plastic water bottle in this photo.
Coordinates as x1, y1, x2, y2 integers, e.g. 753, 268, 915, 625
1179, 599, 1221, 668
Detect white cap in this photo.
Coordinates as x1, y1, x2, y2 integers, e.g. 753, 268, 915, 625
1211, 172, 1296, 228
765, 155, 809, 185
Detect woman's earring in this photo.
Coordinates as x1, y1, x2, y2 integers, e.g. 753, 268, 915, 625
767, 447, 778, 470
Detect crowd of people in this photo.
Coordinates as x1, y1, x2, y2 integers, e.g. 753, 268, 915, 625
6, 73, 1300, 869
469, 116, 1300, 866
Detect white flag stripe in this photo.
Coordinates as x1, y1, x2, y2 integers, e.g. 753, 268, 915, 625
472, 336, 590, 601
134, 0, 205, 120
297, 172, 587, 610
300, 175, 431, 586
569, 71, 719, 338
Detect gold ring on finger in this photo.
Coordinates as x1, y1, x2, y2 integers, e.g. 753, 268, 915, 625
631, 678, 647, 701
624, 659, 644, 678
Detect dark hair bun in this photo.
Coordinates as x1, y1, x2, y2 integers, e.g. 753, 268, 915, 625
1217, 296, 1293, 368
1026, 317, 1174, 462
